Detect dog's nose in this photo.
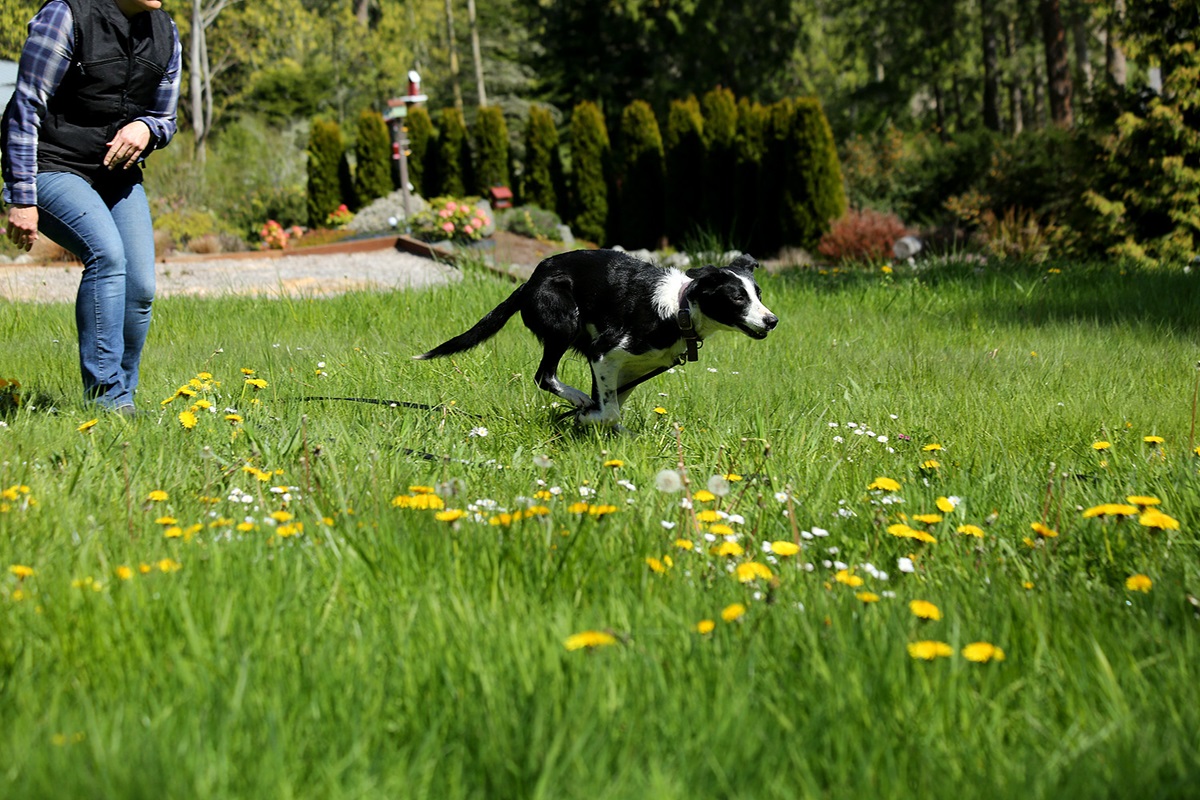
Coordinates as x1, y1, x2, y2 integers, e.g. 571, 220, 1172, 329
763, 314, 779, 331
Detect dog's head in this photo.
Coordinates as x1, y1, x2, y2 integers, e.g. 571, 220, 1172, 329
686, 255, 778, 339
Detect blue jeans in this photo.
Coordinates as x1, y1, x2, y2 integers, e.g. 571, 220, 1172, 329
36, 172, 155, 410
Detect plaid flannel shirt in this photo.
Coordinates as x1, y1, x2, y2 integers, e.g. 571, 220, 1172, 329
2, 0, 181, 206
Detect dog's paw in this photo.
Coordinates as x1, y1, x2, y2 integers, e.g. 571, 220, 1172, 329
575, 407, 619, 427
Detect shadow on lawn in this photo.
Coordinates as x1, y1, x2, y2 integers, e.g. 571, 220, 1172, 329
774, 260, 1200, 331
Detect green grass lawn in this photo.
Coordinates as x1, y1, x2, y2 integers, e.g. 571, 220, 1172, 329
2, 258, 1199, 798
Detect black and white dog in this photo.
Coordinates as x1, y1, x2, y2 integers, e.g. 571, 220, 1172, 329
415, 249, 778, 427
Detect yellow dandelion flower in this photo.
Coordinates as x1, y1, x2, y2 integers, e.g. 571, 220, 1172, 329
156, 558, 182, 573
721, 602, 747, 622
489, 512, 520, 527
77, 418, 99, 432
563, 630, 618, 651
770, 540, 801, 556
711, 541, 744, 557
1092, 441, 1111, 451
957, 524, 985, 538
1023, 581, 1035, 590
177, 410, 198, 429
409, 485, 435, 495
224, 413, 243, 424
1138, 509, 1180, 531
856, 591, 881, 603
525, 505, 551, 517
653, 407, 667, 415
881, 264, 893, 274
695, 619, 716, 634
961, 642, 1005, 663
235, 521, 256, 532
240, 367, 255, 375
115, 566, 133, 581
603, 459, 624, 468
154, 516, 177, 525
911, 529, 938, 544
163, 525, 183, 538
708, 523, 735, 536
1083, 503, 1139, 518
735, 562, 773, 583
834, 569, 864, 588
935, 496, 956, 513
693, 489, 717, 503
567, 501, 591, 514
673, 539, 695, 550
1030, 521, 1058, 538
588, 504, 618, 517
1127, 495, 1161, 508
8, 564, 35, 579
270, 510, 294, 523
725, 473, 743, 482
868, 476, 901, 492
1125, 573, 1153, 593
695, 509, 722, 523
435, 509, 467, 523
1144, 435, 1164, 445
912, 513, 944, 525
922, 443, 944, 452
909, 600, 942, 620
147, 490, 168, 502
908, 640, 954, 660
887, 523, 920, 539
921, 459, 941, 470
646, 557, 668, 574
533, 490, 553, 501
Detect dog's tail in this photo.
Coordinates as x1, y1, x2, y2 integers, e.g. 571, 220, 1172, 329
413, 284, 527, 360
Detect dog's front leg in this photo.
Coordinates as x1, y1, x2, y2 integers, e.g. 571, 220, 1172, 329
575, 357, 623, 427
534, 342, 593, 409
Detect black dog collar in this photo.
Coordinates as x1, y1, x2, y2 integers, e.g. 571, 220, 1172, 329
677, 282, 701, 362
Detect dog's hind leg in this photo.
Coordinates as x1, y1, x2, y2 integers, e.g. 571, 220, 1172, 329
534, 341, 592, 409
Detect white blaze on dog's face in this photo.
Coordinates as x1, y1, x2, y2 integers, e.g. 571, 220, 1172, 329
686, 261, 779, 340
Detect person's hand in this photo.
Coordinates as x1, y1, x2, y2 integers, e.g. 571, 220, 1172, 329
104, 120, 152, 170
5, 205, 38, 251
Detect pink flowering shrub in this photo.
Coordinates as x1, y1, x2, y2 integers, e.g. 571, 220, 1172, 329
259, 220, 305, 250
325, 203, 354, 229
411, 197, 491, 243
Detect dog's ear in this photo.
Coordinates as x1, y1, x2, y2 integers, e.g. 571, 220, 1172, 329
726, 254, 759, 273
685, 265, 719, 280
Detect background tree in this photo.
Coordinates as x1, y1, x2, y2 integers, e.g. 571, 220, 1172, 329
568, 101, 610, 245
0, 0, 36, 60
405, 106, 435, 196
306, 117, 345, 228
434, 106, 472, 196
1040, 0, 1075, 127
614, 100, 665, 249
663, 96, 706, 245
472, 104, 510, 195
701, 87, 739, 237
733, 99, 768, 247
521, 104, 561, 213
353, 108, 392, 208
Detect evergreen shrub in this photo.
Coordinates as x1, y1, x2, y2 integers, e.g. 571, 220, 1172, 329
701, 86, 739, 235
523, 105, 562, 215
405, 106, 435, 195
615, 99, 665, 249
435, 108, 473, 197
306, 117, 346, 228
664, 95, 706, 244
569, 101, 611, 245
473, 105, 511, 196
353, 108, 393, 209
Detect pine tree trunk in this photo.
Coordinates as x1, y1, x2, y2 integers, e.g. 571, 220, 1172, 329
1105, 0, 1127, 88
1005, 14, 1024, 135
467, 0, 486, 107
982, 0, 1003, 131
444, 0, 463, 112
1039, 0, 1074, 127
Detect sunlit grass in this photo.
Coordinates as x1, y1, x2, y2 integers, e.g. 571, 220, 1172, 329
2, 258, 1199, 798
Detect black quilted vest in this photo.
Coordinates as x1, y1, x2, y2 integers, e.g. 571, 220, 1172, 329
36, 0, 174, 187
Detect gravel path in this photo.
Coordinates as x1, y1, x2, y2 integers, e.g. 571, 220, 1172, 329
0, 245, 462, 304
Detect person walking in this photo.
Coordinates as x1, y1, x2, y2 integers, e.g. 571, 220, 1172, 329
2, 0, 180, 414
